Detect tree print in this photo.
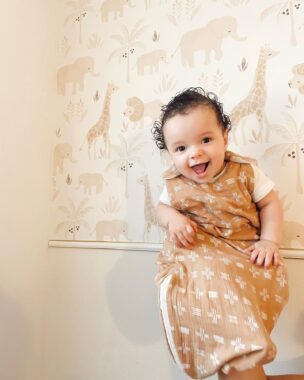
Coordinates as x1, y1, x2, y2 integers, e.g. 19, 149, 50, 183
64, 0, 95, 44
260, 1, 303, 46
106, 134, 146, 197
56, 198, 92, 239
108, 20, 148, 83
168, 0, 201, 25
264, 112, 304, 193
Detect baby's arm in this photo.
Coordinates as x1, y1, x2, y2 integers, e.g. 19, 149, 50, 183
246, 190, 283, 268
156, 202, 198, 249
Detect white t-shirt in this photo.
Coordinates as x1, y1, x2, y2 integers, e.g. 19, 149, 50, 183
159, 164, 274, 206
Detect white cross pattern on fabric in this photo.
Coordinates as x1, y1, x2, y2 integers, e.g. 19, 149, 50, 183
180, 326, 190, 335
226, 178, 236, 185
174, 301, 186, 316
228, 315, 238, 324
195, 348, 205, 357
244, 316, 259, 332
260, 311, 268, 320
220, 272, 231, 280
231, 337, 246, 352
224, 290, 238, 304
238, 171, 246, 183
191, 288, 204, 300
214, 182, 223, 191
192, 307, 202, 317
235, 276, 247, 288
195, 328, 209, 341
232, 192, 242, 203
275, 294, 283, 303
220, 257, 232, 265
213, 335, 225, 344
206, 194, 216, 203
177, 255, 185, 262
203, 255, 214, 260
188, 251, 199, 261
243, 297, 252, 305
249, 267, 260, 278
264, 270, 272, 280
236, 262, 245, 269
210, 352, 220, 366
277, 273, 287, 287
260, 288, 270, 301
197, 364, 208, 375
207, 309, 222, 324
202, 268, 214, 280
178, 343, 191, 355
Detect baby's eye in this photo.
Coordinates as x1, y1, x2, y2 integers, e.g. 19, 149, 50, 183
202, 137, 211, 144
176, 146, 186, 152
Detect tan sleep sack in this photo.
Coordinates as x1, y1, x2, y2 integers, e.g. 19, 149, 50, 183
156, 151, 289, 379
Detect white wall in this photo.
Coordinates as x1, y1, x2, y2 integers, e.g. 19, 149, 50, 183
0, 1, 55, 379
44, 249, 304, 380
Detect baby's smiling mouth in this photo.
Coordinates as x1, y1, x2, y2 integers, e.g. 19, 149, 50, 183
191, 162, 209, 175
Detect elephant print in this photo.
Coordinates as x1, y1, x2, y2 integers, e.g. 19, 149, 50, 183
173, 16, 245, 67
94, 220, 129, 241
136, 49, 169, 75
57, 56, 99, 96
53, 143, 74, 176
77, 173, 105, 194
100, 0, 133, 22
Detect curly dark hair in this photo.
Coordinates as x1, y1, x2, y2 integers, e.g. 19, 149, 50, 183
151, 87, 231, 150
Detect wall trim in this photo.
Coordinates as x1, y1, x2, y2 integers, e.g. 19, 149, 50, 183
48, 240, 304, 259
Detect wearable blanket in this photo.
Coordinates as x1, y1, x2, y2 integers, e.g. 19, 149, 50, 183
156, 151, 289, 379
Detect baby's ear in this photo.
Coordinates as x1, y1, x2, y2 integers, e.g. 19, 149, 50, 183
223, 129, 229, 148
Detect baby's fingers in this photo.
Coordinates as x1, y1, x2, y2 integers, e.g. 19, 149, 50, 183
273, 251, 283, 267
173, 231, 193, 249
251, 250, 267, 267
186, 224, 196, 236
249, 248, 259, 262
190, 220, 198, 233
245, 244, 255, 254
263, 252, 275, 269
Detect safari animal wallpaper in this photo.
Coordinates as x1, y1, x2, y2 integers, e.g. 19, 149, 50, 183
52, 0, 304, 250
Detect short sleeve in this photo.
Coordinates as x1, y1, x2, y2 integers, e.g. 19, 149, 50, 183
251, 164, 275, 202
159, 185, 171, 205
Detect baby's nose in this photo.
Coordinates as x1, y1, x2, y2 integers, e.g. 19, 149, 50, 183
190, 145, 203, 158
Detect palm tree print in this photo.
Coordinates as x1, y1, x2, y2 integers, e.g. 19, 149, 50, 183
106, 133, 146, 197
64, 0, 95, 44
108, 20, 148, 83
56, 198, 92, 239
260, 0, 303, 46
263, 112, 304, 193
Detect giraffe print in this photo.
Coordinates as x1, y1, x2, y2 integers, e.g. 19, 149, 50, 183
137, 174, 160, 241
230, 47, 278, 145
82, 82, 118, 159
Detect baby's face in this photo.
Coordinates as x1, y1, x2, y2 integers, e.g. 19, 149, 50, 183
163, 105, 228, 183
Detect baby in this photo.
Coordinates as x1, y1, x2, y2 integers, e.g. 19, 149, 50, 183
151, 87, 298, 380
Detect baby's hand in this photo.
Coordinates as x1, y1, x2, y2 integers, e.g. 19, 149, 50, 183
168, 214, 198, 249
245, 239, 282, 269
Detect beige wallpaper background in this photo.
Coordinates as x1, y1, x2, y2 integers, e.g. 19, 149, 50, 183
51, 0, 304, 248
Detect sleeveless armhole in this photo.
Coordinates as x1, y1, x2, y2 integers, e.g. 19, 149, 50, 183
159, 185, 171, 206
251, 164, 275, 202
